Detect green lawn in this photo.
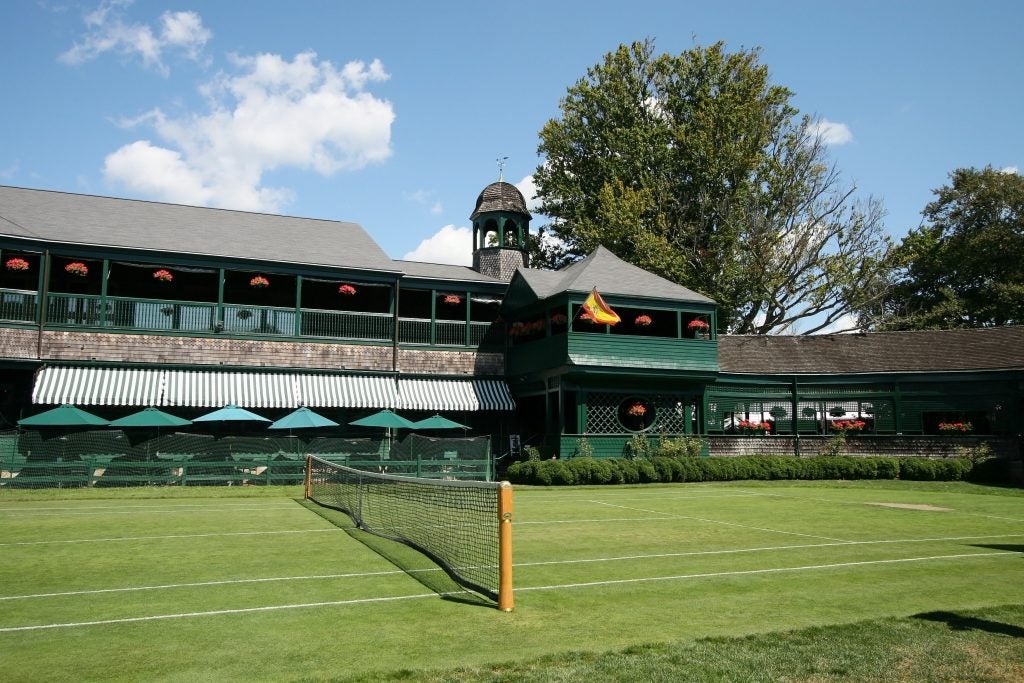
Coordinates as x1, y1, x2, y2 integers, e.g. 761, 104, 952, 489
1, 480, 1022, 681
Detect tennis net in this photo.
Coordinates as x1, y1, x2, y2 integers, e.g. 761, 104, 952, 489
305, 455, 513, 610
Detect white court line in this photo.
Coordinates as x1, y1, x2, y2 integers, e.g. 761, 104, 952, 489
0, 528, 343, 547
0, 502, 299, 512
588, 500, 853, 543
5, 532, 1020, 603
0, 506, 301, 517
0, 551, 1014, 633
517, 551, 1016, 594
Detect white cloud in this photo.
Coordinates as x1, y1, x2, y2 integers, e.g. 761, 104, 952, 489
515, 174, 541, 213
60, 0, 211, 76
404, 189, 443, 215
103, 51, 394, 212
809, 118, 854, 146
1000, 166, 1019, 175
403, 225, 472, 266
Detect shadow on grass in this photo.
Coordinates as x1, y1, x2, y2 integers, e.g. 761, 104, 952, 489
294, 498, 493, 610
971, 544, 1024, 554
915, 610, 1024, 638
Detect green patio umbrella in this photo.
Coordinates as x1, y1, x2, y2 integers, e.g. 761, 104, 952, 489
412, 414, 469, 430
268, 407, 339, 430
348, 409, 416, 429
108, 407, 193, 428
193, 404, 271, 423
18, 404, 109, 427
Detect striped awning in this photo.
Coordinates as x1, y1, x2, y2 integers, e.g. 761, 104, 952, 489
163, 370, 299, 409
295, 374, 398, 409
398, 379, 515, 411
32, 367, 163, 407
32, 367, 513, 412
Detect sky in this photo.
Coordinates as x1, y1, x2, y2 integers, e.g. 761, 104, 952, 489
1, 0, 1022, 269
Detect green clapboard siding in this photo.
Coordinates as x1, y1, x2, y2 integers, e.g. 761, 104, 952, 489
507, 334, 568, 375
568, 334, 719, 372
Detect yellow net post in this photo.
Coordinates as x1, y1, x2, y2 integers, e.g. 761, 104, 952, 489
497, 480, 514, 612
304, 455, 312, 500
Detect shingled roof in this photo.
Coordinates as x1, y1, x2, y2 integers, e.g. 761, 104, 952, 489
0, 185, 398, 273
516, 246, 715, 304
719, 326, 1024, 375
469, 181, 531, 220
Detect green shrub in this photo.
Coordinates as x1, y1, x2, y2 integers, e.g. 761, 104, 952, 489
627, 434, 651, 459
576, 437, 594, 459
524, 446, 542, 462
655, 435, 707, 459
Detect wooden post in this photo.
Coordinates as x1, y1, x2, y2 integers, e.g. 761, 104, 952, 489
497, 481, 514, 612
304, 455, 312, 500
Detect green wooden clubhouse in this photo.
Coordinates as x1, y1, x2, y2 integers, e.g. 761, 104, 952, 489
0, 181, 1021, 463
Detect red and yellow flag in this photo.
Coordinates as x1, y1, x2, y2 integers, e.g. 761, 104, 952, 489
580, 287, 620, 325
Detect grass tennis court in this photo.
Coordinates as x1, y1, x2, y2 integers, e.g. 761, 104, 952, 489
1, 480, 1022, 681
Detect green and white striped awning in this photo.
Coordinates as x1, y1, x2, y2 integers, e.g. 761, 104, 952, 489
31, 367, 514, 412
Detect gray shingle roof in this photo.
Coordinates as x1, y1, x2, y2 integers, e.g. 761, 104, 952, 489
0, 186, 397, 273
469, 182, 531, 220
393, 259, 504, 284
719, 327, 1024, 375
517, 246, 716, 304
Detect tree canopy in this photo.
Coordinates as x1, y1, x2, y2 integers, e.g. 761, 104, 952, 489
533, 40, 891, 334
869, 166, 1024, 330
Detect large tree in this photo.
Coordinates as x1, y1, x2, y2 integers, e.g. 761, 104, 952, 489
868, 167, 1024, 330
533, 40, 891, 334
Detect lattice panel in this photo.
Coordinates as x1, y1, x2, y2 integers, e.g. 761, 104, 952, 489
585, 392, 690, 434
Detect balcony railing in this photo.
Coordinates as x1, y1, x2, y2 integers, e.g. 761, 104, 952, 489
14, 290, 496, 349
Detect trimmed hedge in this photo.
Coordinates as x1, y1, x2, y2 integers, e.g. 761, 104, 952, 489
505, 455, 979, 486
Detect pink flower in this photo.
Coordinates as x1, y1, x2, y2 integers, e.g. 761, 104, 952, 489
152, 269, 174, 283
249, 275, 270, 289
338, 284, 357, 296
65, 262, 88, 277
5, 257, 29, 272
634, 314, 653, 327
687, 319, 709, 330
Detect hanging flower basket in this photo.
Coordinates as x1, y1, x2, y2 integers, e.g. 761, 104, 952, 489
249, 275, 270, 289
687, 319, 709, 331
634, 314, 653, 327
938, 421, 973, 434
627, 403, 647, 417
152, 269, 174, 283
442, 294, 462, 306
5, 257, 29, 272
64, 262, 89, 277
338, 284, 357, 296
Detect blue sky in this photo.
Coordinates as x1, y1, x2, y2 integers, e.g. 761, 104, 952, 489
2, 0, 1021, 266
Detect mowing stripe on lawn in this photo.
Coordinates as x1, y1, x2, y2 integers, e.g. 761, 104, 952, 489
0, 505, 302, 517
587, 499, 854, 542
516, 551, 1017, 593
0, 527, 343, 547
0, 551, 1015, 633
0, 502, 299, 512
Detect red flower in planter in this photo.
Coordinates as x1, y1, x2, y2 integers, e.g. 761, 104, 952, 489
249, 275, 270, 289
152, 269, 174, 283
64, 262, 89, 277
634, 314, 653, 327
627, 403, 647, 417
338, 284, 357, 296
5, 257, 29, 272
442, 294, 462, 305
687, 319, 709, 331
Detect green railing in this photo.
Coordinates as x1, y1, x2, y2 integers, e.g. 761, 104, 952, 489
0, 288, 37, 323
26, 290, 488, 348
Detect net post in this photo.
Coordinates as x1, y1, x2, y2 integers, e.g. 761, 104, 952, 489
303, 455, 312, 500
497, 480, 514, 612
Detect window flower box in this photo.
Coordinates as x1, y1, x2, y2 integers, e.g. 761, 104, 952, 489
830, 419, 867, 433
737, 419, 770, 435
938, 421, 973, 434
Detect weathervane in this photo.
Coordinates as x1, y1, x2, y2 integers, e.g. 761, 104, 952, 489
496, 156, 509, 181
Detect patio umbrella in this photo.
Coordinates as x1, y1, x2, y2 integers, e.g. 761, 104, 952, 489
412, 414, 469, 430
348, 409, 416, 458
193, 404, 271, 423
108, 407, 192, 428
18, 404, 109, 427
109, 407, 193, 459
268, 407, 339, 431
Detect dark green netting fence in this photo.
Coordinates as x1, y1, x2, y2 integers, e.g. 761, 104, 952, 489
0, 430, 492, 490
